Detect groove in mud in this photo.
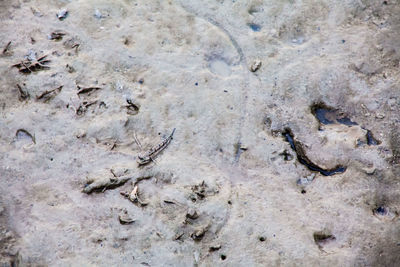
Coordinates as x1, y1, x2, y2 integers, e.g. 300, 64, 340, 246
282, 128, 347, 176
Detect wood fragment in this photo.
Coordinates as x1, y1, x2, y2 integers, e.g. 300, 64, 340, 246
36, 86, 63, 102
173, 232, 184, 241
77, 86, 101, 96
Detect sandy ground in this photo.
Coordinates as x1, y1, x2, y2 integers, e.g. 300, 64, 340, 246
1, 0, 400, 266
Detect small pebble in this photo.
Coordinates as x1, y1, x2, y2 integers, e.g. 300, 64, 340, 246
375, 113, 385, 119
94, 9, 103, 19
57, 9, 69, 20
186, 208, 199, 220
250, 59, 262, 72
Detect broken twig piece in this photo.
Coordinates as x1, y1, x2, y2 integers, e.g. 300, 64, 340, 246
2, 41, 11, 55
36, 86, 63, 102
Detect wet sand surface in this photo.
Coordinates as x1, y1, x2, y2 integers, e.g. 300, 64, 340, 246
1, 0, 400, 266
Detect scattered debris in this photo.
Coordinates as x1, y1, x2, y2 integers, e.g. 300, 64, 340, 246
126, 99, 140, 115
16, 129, 35, 144
375, 112, 385, 119
2, 41, 12, 55
36, 86, 63, 103
48, 31, 66, 41
120, 185, 148, 206
16, 84, 29, 101
12, 54, 50, 74
190, 181, 218, 201
137, 128, 176, 166
250, 59, 262, 72
57, 9, 69, 20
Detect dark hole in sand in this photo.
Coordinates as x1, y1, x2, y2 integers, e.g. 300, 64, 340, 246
248, 23, 261, 32
374, 206, 388, 216
282, 128, 346, 176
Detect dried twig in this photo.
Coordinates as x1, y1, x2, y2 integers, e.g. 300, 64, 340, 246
77, 85, 101, 96
16, 84, 29, 101
49, 31, 66, 41
36, 85, 63, 102
2, 41, 11, 55
12, 54, 50, 73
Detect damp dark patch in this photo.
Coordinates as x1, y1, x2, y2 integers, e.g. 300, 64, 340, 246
248, 23, 261, 32
311, 102, 357, 127
282, 128, 347, 176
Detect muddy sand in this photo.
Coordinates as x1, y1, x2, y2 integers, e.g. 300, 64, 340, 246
1, 0, 400, 266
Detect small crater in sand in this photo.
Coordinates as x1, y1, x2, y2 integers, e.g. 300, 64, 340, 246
208, 59, 232, 76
